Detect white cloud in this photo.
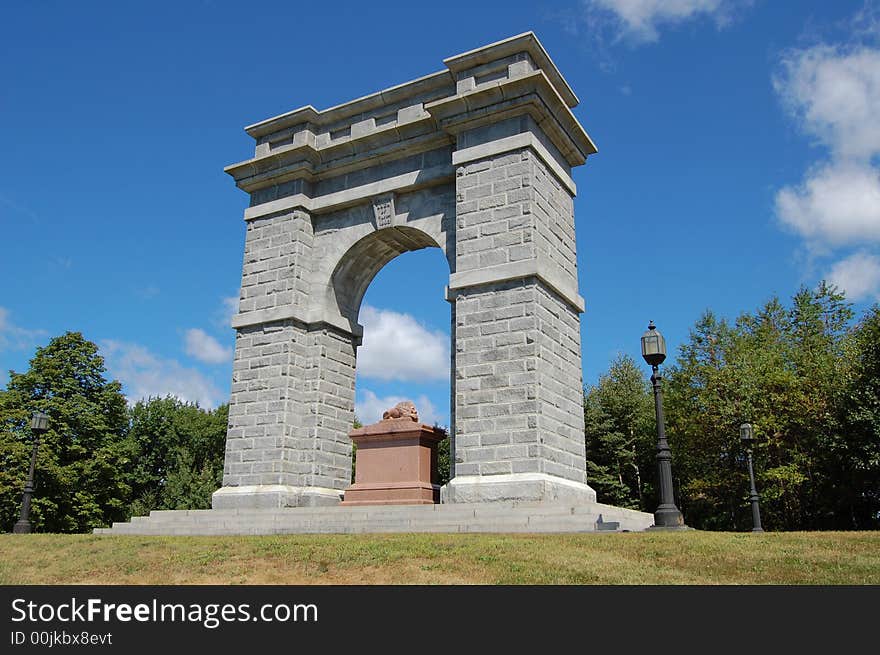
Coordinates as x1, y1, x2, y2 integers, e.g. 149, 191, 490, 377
184, 328, 232, 364
775, 45, 880, 160
356, 305, 449, 382
776, 162, 880, 246
826, 251, 880, 301
355, 389, 444, 427
101, 339, 225, 409
773, 23, 880, 298
583, 0, 749, 44
0, 307, 47, 352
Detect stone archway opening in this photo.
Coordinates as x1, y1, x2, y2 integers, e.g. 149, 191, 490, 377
329, 225, 447, 331
347, 245, 453, 502
351, 245, 453, 430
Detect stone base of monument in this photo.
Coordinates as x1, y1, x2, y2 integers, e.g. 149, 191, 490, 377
100, 400, 655, 534
342, 414, 444, 506
94, 501, 654, 535
211, 485, 342, 509
440, 473, 598, 505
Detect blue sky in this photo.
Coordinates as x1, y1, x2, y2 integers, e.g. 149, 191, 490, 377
2, 1, 879, 428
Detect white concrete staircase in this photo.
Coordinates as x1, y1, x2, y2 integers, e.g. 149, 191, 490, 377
93, 501, 654, 535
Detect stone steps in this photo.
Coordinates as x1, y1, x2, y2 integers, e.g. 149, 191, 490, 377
94, 501, 654, 535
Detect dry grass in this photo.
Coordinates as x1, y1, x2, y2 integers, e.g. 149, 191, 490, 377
1, 531, 878, 585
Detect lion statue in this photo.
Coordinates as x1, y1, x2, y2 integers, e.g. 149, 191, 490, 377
382, 400, 419, 422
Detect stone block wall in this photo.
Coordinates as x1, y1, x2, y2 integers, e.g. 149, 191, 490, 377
453, 279, 542, 478
237, 210, 314, 317
534, 284, 586, 482
223, 320, 308, 489
452, 278, 586, 486
299, 327, 357, 490
532, 150, 578, 284
454, 149, 533, 276
448, 140, 589, 493
217, 319, 356, 507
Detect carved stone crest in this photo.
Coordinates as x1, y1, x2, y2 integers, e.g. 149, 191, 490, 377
372, 193, 395, 229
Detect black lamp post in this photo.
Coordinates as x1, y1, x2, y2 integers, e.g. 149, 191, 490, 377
740, 423, 764, 533
13, 411, 50, 534
641, 321, 687, 529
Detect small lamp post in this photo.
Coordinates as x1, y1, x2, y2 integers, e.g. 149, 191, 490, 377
641, 321, 687, 529
740, 423, 764, 533
13, 411, 50, 534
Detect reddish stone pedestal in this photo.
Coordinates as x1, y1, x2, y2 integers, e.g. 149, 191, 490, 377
342, 418, 444, 505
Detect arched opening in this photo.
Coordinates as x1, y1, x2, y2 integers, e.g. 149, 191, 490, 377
329, 225, 446, 329
349, 245, 452, 486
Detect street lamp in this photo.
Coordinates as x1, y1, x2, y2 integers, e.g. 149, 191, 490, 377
740, 423, 764, 533
13, 411, 50, 534
641, 321, 687, 529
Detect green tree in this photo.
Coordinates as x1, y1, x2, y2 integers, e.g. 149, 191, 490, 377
666, 308, 769, 530
833, 305, 880, 528
127, 397, 228, 515
0, 332, 132, 532
434, 425, 451, 487
665, 283, 855, 530
583, 354, 655, 510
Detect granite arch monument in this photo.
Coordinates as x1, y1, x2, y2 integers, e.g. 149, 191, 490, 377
212, 32, 599, 510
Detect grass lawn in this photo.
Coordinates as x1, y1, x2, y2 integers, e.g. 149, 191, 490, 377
1, 531, 878, 585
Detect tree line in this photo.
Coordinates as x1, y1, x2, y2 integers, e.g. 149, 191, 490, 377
585, 284, 880, 530
2, 283, 877, 532
0, 332, 227, 533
